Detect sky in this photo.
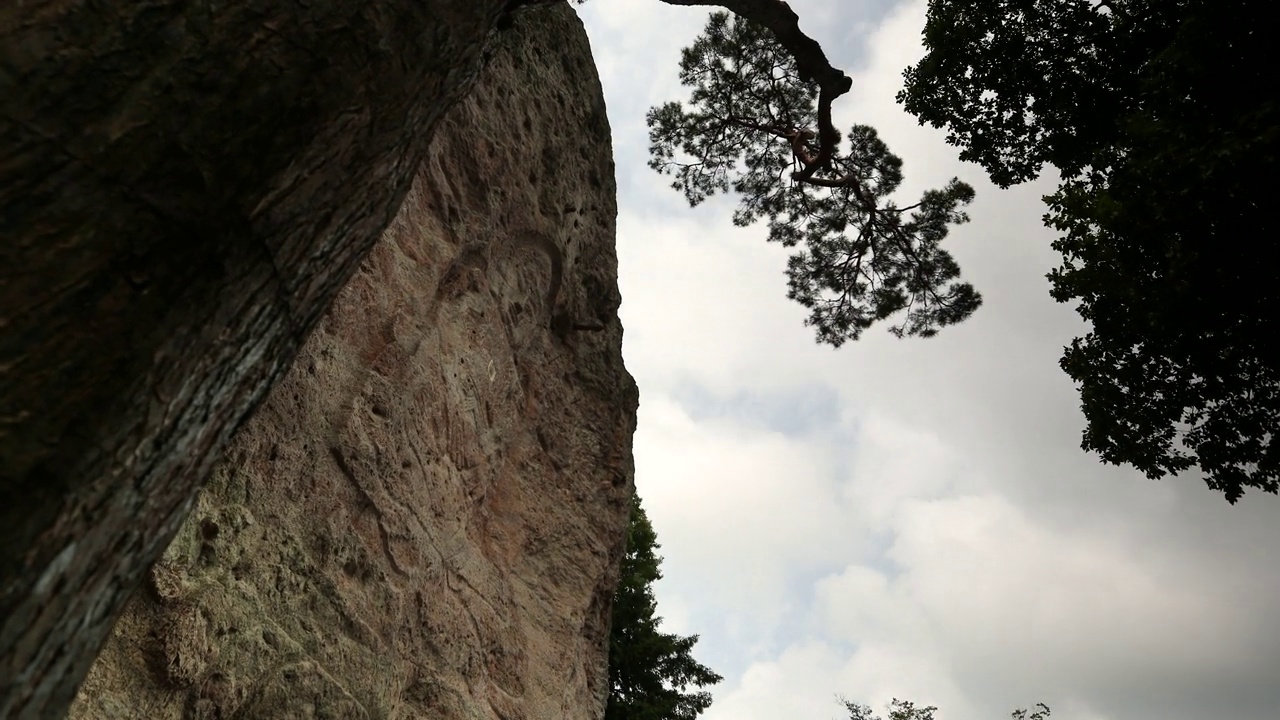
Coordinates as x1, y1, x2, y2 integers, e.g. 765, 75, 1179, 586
573, 2, 1280, 720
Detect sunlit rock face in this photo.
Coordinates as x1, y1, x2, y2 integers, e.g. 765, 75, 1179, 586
69, 6, 636, 719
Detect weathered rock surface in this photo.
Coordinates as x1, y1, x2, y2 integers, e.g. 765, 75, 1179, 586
67, 6, 636, 719
2, 0, 517, 714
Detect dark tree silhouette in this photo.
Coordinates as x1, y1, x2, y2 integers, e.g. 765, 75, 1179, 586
647, 10, 981, 345
608, 495, 722, 720
900, 0, 1280, 502
840, 697, 940, 720
839, 697, 1050, 720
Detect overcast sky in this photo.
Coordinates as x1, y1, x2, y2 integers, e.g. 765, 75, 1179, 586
573, 2, 1280, 720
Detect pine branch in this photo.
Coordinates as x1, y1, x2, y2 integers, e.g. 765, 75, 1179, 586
660, 0, 853, 178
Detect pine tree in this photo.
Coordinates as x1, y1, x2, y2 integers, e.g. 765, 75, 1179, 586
649, 11, 980, 345
607, 495, 722, 720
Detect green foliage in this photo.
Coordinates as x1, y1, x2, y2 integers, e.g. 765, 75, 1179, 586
1010, 704, 1052, 720
607, 496, 722, 720
839, 698, 1050, 720
648, 12, 981, 345
900, 0, 1280, 501
898, 0, 1165, 187
840, 697, 938, 720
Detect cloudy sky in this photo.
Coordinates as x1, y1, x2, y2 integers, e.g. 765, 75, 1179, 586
573, 2, 1280, 720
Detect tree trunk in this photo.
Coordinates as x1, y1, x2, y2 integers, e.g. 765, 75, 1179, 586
0, 0, 507, 715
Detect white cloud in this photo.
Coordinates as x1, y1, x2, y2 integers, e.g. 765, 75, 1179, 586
634, 394, 852, 649
578, 1, 1280, 719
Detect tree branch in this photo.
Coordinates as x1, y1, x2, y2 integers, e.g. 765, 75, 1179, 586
661, 0, 853, 178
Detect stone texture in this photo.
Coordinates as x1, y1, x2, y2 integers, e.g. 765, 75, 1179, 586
1, 0, 512, 714
67, 6, 636, 720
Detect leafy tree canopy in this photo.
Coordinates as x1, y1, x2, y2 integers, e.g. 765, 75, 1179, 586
547, 0, 1276, 501
900, 0, 1280, 502
648, 10, 981, 345
607, 495, 722, 720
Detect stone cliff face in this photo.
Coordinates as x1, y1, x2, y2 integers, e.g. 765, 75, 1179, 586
68, 7, 637, 719
3, 0, 515, 713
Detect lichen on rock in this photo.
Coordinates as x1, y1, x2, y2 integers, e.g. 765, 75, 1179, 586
69, 5, 636, 719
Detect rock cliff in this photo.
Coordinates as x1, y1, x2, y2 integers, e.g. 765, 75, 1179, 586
3, 0, 522, 713
66, 6, 636, 719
